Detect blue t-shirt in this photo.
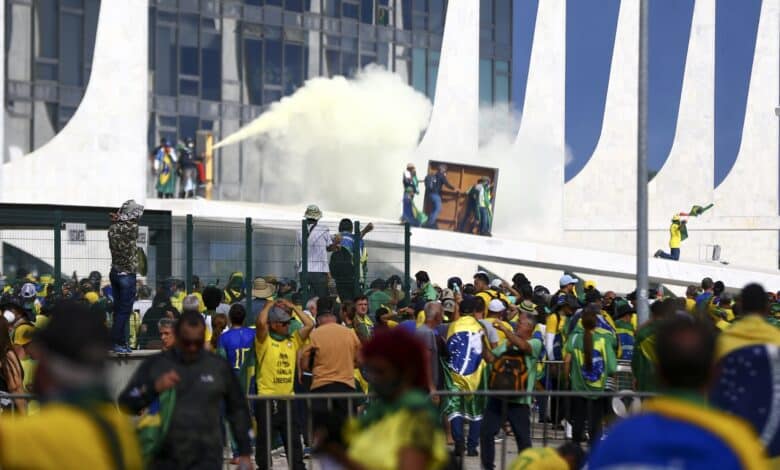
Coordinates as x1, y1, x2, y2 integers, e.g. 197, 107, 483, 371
218, 327, 255, 372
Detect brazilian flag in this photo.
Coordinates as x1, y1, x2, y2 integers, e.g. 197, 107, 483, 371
441, 316, 488, 421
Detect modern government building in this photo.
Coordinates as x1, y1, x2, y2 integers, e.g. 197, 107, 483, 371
4, 0, 512, 199
2, 0, 780, 292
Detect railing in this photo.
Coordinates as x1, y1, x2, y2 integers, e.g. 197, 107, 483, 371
1, 383, 652, 470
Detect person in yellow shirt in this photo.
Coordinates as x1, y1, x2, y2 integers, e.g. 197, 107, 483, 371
254, 298, 314, 470
654, 214, 687, 260
474, 272, 510, 316
0, 300, 142, 470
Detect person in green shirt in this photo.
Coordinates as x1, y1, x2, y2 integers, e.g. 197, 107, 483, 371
632, 299, 673, 393
479, 312, 542, 470
414, 271, 438, 302
564, 304, 617, 445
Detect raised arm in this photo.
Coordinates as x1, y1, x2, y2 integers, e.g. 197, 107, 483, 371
280, 298, 314, 341
494, 322, 532, 354
255, 300, 274, 343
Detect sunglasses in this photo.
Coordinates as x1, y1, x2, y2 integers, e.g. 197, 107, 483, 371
180, 338, 204, 348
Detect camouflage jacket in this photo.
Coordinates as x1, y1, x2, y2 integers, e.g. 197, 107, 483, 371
108, 200, 143, 273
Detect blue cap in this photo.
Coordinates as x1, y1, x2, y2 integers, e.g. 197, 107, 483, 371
559, 274, 578, 287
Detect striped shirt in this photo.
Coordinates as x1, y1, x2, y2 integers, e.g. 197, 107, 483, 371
297, 224, 333, 273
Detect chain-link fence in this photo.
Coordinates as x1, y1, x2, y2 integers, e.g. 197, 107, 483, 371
0, 205, 411, 306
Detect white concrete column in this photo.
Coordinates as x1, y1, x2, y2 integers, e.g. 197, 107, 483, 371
510, 0, 565, 240
414, 0, 479, 163
564, 0, 639, 249
0, 0, 148, 206
711, 0, 779, 270
648, 0, 715, 257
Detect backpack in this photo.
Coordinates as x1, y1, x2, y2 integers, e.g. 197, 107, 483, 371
489, 348, 529, 392
468, 185, 480, 202
329, 246, 354, 282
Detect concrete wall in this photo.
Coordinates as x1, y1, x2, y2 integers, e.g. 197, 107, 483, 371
0, 0, 147, 207
564, 0, 639, 252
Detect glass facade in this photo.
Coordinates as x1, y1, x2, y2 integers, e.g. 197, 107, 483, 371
4, 0, 512, 197
4, 0, 101, 161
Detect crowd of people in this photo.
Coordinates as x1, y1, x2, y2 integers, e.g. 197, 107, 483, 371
0, 199, 779, 469
150, 137, 205, 199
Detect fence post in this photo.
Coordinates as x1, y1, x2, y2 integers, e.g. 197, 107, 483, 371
301, 219, 309, 302
53, 210, 62, 292
404, 222, 411, 302
245, 217, 253, 315
185, 214, 193, 293
353, 221, 361, 297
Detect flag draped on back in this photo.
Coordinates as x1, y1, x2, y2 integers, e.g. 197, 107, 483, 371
441, 315, 488, 421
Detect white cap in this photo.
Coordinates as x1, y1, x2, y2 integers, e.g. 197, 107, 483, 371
488, 299, 506, 313
490, 279, 503, 289
559, 274, 578, 286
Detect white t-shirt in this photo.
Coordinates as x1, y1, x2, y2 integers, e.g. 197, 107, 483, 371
297, 224, 333, 274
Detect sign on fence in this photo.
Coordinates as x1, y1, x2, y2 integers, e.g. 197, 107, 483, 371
65, 223, 86, 245
137, 226, 149, 252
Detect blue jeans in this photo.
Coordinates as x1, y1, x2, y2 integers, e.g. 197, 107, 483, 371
480, 399, 531, 470
109, 268, 136, 347
478, 207, 491, 234
427, 193, 442, 227
657, 248, 680, 260
450, 416, 480, 453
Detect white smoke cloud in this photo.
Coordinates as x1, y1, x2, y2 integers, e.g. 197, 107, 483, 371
215, 67, 569, 240
215, 66, 432, 219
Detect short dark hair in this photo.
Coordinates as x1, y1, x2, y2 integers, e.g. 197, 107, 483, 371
557, 443, 585, 469
415, 271, 430, 283
228, 304, 246, 325
459, 297, 477, 314
317, 296, 334, 316
473, 272, 489, 284
201, 286, 222, 310
353, 295, 368, 303
713, 280, 725, 296
175, 310, 205, 335
741, 283, 768, 314
655, 316, 715, 389
338, 218, 353, 232
701, 277, 714, 290
685, 285, 698, 298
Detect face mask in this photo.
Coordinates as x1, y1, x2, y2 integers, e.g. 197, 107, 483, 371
3, 311, 15, 324
370, 377, 402, 400
269, 331, 289, 342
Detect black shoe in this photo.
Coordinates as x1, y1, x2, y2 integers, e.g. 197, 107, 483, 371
466, 449, 479, 457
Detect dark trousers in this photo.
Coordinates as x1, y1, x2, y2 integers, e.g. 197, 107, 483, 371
294, 373, 312, 447
458, 202, 477, 233
311, 382, 356, 417
303, 272, 329, 301
571, 396, 604, 445
657, 247, 680, 260
255, 400, 306, 470
480, 399, 531, 470
109, 268, 136, 347
450, 416, 480, 453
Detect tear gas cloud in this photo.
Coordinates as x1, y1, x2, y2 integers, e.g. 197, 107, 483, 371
215, 66, 431, 219
216, 66, 570, 238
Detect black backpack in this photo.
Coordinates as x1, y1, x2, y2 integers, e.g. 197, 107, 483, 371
489, 349, 529, 392
329, 247, 354, 281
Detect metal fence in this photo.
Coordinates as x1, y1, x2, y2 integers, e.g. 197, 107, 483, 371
0, 385, 651, 470
0, 204, 412, 305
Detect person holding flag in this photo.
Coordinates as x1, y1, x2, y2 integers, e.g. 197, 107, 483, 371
441, 297, 488, 459
654, 214, 687, 261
